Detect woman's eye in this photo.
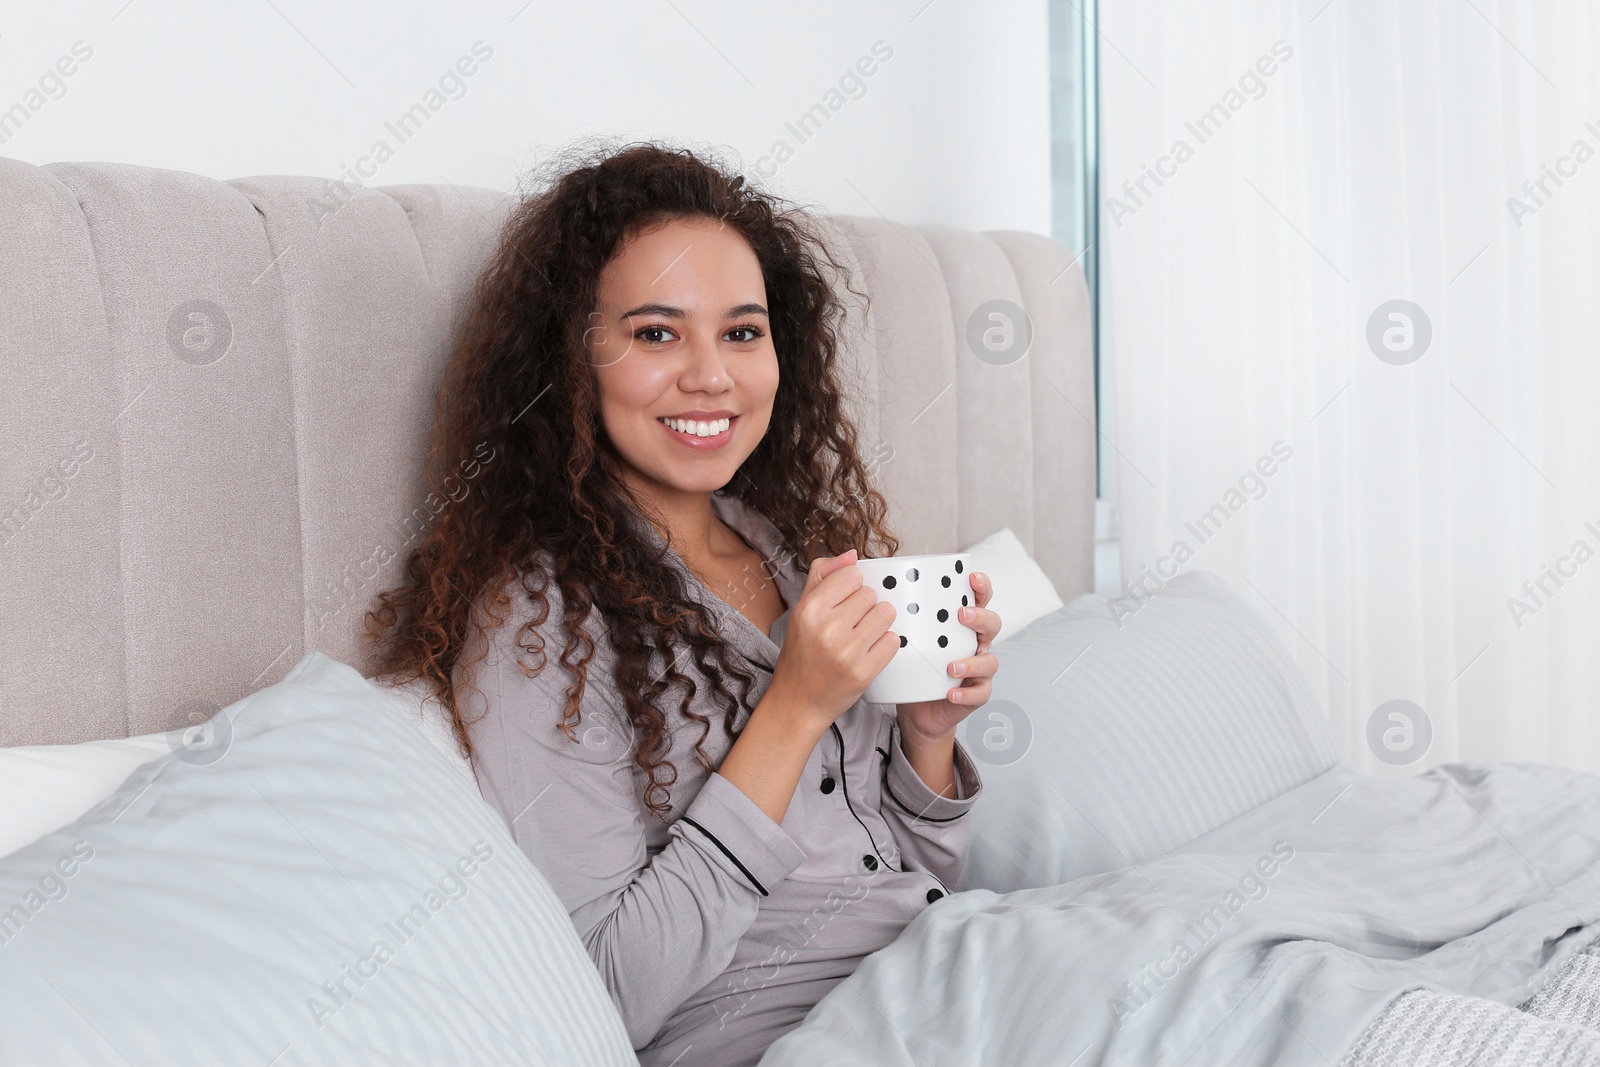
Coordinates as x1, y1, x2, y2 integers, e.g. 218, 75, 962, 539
727, 325, 765, 343
636, 325, 676, 344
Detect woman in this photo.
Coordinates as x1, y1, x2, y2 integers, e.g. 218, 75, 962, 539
366, 141, 1002, 1066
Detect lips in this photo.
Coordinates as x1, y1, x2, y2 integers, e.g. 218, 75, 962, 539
658, 414, 737, 449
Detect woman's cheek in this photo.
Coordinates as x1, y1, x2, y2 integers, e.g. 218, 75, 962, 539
745, 355, 777, 425
611, 354, 672, 406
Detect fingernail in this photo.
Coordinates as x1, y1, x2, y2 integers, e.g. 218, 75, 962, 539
949, 689, 963, 702
951, 661, 966, 676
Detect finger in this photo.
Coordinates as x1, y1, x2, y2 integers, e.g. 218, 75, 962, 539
970, 570, 993, 610
838, 585, 889, 627
947, 677, 992, 705
845, 590, 896, 637
864, 598, 902, 639
804, 549, 859, 599
869, 625, 902, 664
947, 651, 999, 681
958, 604, 1001, 645
815, 556, 877, 613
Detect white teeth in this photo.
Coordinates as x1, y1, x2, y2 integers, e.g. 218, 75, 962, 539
660, 417, 731, 437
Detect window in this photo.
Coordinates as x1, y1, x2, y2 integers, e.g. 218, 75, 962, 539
1048, 0, 1117, 594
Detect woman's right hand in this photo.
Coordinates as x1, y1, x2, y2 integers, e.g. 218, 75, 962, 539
767, 548, 900, 734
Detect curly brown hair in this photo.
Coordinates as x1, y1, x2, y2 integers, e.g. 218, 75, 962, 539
364, 139, 901, 817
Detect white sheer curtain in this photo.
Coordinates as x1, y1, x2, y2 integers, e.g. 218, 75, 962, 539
1097, 0, 1600, 775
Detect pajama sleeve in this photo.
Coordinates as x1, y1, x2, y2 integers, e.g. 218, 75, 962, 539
877, 717, 984, 892
455, 578, 809, 1049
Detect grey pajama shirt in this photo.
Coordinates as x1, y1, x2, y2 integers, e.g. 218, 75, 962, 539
456, 489, 984, 1066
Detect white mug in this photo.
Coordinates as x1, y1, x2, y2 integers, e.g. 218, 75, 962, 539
854, 552, 980, 705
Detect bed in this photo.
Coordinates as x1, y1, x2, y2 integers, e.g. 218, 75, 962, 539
4, 155, 1599, 1066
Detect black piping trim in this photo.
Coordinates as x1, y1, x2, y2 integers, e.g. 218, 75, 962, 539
832, 722, 901, 874
680, 816, 768, 896
883, 778, 971, 823
882, 723, 972, 821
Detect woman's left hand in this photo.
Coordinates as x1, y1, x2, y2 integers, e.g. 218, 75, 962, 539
896, 570, 1002, 742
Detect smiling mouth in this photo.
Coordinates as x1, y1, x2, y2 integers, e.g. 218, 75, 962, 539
657, 415, 736, 444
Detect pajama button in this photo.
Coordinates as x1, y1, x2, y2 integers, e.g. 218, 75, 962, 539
863, 855, 878, 871
821, 776, 836, 794
926, 889, 944, 903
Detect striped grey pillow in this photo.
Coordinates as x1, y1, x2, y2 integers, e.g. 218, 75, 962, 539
0, 652, 637, 1066
960, 570, 1340, 892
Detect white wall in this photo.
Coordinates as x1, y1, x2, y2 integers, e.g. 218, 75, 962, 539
0, 0, 1052, 234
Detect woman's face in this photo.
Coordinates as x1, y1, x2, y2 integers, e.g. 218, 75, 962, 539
587, 215, 779, 501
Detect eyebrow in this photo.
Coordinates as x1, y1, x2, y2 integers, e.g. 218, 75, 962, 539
619, 302, 769, 320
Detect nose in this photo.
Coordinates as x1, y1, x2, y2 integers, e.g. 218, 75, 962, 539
679, 326, 733, 395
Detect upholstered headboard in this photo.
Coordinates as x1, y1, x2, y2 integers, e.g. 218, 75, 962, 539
0, 156, 1095, 746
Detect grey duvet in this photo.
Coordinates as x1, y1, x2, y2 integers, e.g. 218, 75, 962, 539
758, 761, 1600, 1066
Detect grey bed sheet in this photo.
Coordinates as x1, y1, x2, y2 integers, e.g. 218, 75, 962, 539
758, 759, 1600, 1066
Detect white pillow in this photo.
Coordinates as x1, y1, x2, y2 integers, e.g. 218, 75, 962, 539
365, 672, 477, 782
961, 526, 1066, 644
0, 673, 474, 861
0, 734, 175, 860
